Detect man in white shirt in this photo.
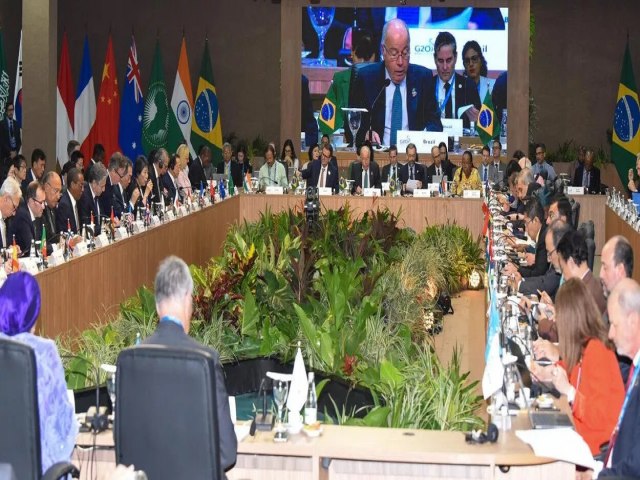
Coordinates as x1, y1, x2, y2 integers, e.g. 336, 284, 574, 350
0, 177, 22, 249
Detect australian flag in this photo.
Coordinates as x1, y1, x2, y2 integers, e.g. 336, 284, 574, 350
119, 35, 144, 162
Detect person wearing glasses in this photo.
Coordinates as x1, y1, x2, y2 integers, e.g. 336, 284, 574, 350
99, 152, 129, 222
462, 40, 495, 103
7, 181, 49, 256
0, 177, 22, 250
433, 32, 481, 128
348, 18, 442, 147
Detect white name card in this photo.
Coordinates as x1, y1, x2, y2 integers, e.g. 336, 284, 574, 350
427, 183, 441, 192
318, 187, 333, 196
132, 221, 145, 234
463, 189, 482, 199
73, 241, 88, 257
265, 186, 284, 195
413, 189, 430, 198
363, 188, 381, 197
150, 215, 160, 226
178, 206, 188, 217
19, 258, 39, 275
567, 186, 585, 195
115, 227, 128, 240
381, 182, 390, 192
94, 233, 109, 249
48, 249, 65, 267
165, 210, 176, 221
441, 118, 463, 138
191, 201, 200, 211
397, 130, 449, 154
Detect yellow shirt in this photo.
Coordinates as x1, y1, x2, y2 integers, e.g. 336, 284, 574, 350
452, 167, 482, 196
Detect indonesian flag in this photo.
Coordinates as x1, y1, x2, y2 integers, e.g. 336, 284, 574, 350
93, 35, 120, 159
56, 31, 74, 168
75, 35, 96, 166
170, 36, 195, 157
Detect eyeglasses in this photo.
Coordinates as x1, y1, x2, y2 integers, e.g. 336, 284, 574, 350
32, 197, 46, 207
463, 55, 480, 66
383, 45, 410, 62
45, 182, 61, 195
115, 168, 127, 179
547, 248, 556, 260
8, 196, 18, 213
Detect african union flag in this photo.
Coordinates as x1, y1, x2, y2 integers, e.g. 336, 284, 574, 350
191, 39, 223, 166
612, 41, 640, 186
475, 90, 499, 146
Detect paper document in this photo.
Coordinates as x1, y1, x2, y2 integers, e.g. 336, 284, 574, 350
516, 429, 597, 470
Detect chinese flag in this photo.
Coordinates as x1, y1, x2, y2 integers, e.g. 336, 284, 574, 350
92, 35, 120, 160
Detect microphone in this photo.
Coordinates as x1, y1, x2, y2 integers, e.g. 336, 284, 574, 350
367, 78, 392, 147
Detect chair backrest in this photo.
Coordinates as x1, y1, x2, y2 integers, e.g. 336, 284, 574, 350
0, 337, 42, 480
115, 345, 222, 480
579, 220, 596, 271
570, 198, 581, 229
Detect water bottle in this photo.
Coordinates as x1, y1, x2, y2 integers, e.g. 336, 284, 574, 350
304, 372, 317, 425
135, 332, 141, 345
29, 239, 37, 259
499, 109, 508, 153
453, 136, 460, 154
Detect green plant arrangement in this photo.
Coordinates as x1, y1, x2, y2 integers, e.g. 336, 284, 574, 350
58, 206, 485, 431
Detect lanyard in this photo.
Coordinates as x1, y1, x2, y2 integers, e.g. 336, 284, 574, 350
436, 78, 454, 117
612, 362, 640, 434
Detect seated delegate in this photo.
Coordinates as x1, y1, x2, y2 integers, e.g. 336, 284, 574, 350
451, 150, 481, 196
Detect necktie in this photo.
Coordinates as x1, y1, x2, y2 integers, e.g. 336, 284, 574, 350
606, 363, 637, 467
73, 204, 79, 232
390, 84, 402, 146
364, 169, 369, 188
437, 167, 441, 177
583, 171, 589, 189
483, 166, 488, 182
444, 82, 452, 118
94, 196, 100, 222
627, 363, 636, 391
320, 166, 326, 188
410, 164, 414, 180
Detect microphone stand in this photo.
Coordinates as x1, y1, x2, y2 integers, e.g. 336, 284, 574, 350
367, 78, 391, 147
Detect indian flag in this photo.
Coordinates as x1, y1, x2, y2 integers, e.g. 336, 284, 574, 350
170, 36, 195, 158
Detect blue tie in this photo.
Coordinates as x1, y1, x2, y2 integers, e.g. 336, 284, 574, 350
390, 85, 402, 146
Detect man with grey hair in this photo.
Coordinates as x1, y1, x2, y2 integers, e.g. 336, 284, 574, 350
148, 148, 169, 205
350, 144, 380, 194
143, 256, 237, 474
216, 142, 242, 188
601, 235, 634, 297
600, 278, 640, 477
349, 18, 441, 146
78, 162, 108, 235
100, 152, 129, 221
0, 177, 22, 249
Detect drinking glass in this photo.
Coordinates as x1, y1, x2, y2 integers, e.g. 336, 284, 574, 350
307, 7, 335, 66
347, 111, 361, 152
273, 380, 289, 441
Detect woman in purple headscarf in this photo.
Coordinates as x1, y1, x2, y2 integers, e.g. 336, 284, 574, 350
0, 272, 78, 473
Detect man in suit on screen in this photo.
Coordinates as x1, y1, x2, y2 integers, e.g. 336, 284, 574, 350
301, 143, 339, 193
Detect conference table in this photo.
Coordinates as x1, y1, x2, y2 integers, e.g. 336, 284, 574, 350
75, 416, 573, 480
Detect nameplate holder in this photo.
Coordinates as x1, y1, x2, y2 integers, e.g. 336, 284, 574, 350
567, 186, 585, 195
413, 189, 430, 198
150, 215, 160, 226
363, 188, 381, 197
191, 201, 200, 211
48, 249, 65, 267
178, 206, 188, 217
73, 242, 88, 257
165, 210, 176, 221
265, 186, 284, 195
463, 190, 481, 199
441, 118, 463, 138
94, 233, 109, 249
318, 187, 333, 196
132, 221, 145, 234
19, 258, 39, 275
397, 130, 449, 154
115, 227, 128, 240
427, 183, 441, 192
381, 182, 390, 192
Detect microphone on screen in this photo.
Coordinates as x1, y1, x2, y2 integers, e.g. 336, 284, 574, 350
366, 79, 392, 147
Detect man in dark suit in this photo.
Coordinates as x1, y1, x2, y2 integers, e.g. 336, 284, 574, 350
433, 32, 481, 128
7, 181, 47, 256
143, 256, 237, 474
503, 198, 549, 279
349, 18, 442, 147
148, 148, 169, 206
189, 145, 210, 191
100, 152, 129, 221
0, 103, 21, 162
600, 278, 640, 478
572, 150, 601, 194
301, 143, 339, 194
162, 155, 181, 207
22, 148, 46, 194
426, 145, 453, 184
41, 171, 62, 246
216, 143, 243, 189
350, 145, 380, 194
78, 162, 108, 235
56, 168, 84, 235
399, 143, 426, 190
381, 145, 401, 183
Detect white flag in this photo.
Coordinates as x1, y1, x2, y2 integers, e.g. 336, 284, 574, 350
286, 345, 308, 415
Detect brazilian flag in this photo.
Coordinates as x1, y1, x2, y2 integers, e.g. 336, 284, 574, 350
475, 90, 499, 146
319, 94, 338, 135
612, 41, 640, 186
191, 39, 223, 166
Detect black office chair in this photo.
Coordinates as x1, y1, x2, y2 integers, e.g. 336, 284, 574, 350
115, 345, 223, 480
569, 198, 581, 229
0, 338, 79, 480
579, 220, 596, 271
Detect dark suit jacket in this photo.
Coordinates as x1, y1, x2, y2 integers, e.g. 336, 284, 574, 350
147, 164, 163, 206
77, 183, 102, 235
349, 62, 442, 146
518, 225, 549, 278
492, 71, 507, 127
425, 162, 453, 184
600, 367, 640, 478
142, 321, 237, 472
301, 160, 339, 193
99, 175, 118, 220
216, 161, 243, 190
111, 184, 126, 219
0, 117, 21, 160
381, 163, 402, 183
6, 202, 38, 256
518, 264, 561, 299
42, 206, 60, 245
21, 169, 36, 197
56, 190, 80, 234
437, 73, 482, 128
572, 165, 601, 194
161, 172, 179, 206
188, 156, 208, 191
350, 162, 381, 193
399, 162, 426, 185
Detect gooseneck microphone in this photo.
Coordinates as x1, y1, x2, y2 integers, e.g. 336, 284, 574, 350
367, 78, 392, 147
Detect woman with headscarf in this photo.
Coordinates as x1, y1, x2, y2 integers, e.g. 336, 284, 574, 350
0, 272, 78, 473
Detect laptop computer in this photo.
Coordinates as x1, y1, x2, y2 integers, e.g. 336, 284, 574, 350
529, 410, 573, 429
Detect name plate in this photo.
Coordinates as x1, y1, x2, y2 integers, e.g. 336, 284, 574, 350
567, 186, 585, 195
463, 189, 482, 199
441, 118, 463, 138
48, 249, 65, 267
165, 210, 176, 221
94, 233, 109, 249
318, 187, 333, 196
265, 186, 284, 195
363, 188, 381, 197
413, 189, 430, 198
381, 182, 390, 192
397, 130, 449, 154
150, 215, 160, 226
191, 201, 200, 211
73, 241, 88, 257
115, 227, 129, 240
178, 206, 188, 217
19, 258, 39, 275
132, 221, 145, 234
427, 183, 441, 192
